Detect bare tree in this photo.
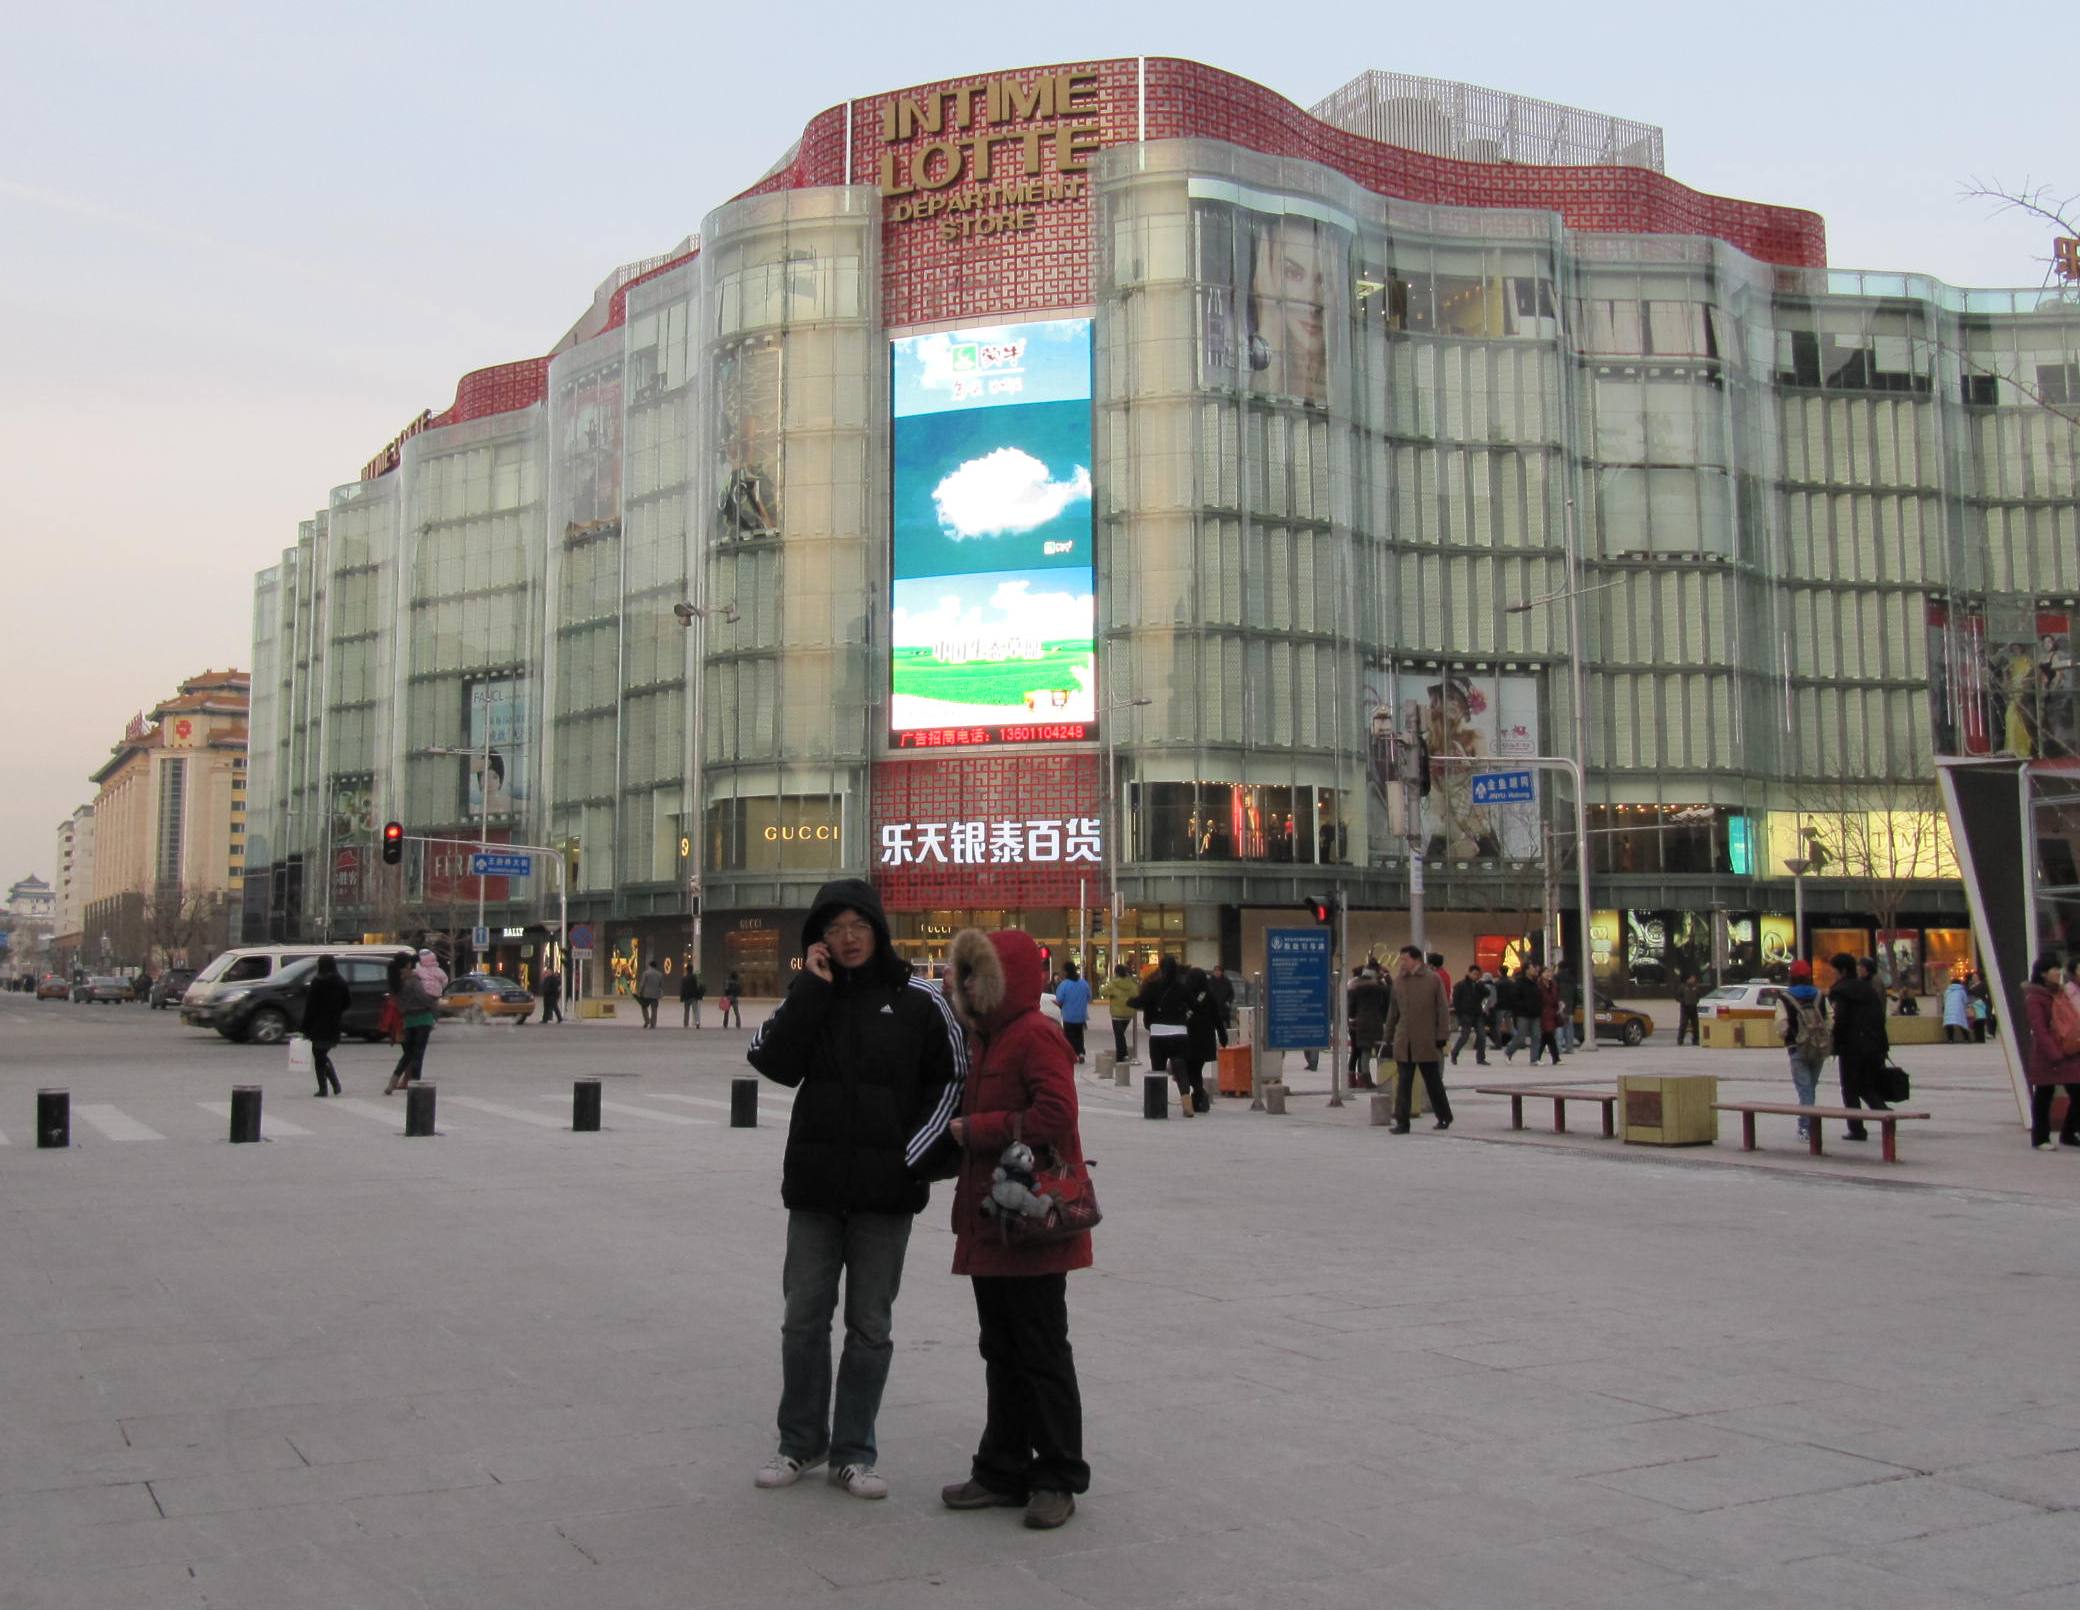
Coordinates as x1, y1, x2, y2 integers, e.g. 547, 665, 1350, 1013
1788, 782, 1956, 983
1952, 177, 2080, 428
138, 883, 228, 970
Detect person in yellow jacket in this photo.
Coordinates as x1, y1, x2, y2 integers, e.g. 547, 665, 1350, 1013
1099, 966, 1139, 1066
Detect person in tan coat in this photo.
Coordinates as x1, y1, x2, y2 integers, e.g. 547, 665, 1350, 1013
1382, 945, 1454, 1133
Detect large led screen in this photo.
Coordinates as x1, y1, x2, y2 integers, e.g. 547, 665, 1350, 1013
890, 318, 1095, 747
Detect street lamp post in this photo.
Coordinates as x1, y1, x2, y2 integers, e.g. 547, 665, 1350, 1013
1785, 857, 1812, 962
675, 601, 738, 986
1102, 692, 1152, 982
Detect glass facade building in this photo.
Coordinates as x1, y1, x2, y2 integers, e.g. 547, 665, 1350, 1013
246, 57, 2079, 998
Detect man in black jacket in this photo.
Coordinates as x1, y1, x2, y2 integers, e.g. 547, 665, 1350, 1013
746, 878, 966, 1501
1827, 952, 1891, 1141
1449, 964, 1493, 1066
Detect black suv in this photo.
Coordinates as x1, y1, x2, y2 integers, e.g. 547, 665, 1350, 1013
213, 952, 410, 1045
149, 968, 197, 1010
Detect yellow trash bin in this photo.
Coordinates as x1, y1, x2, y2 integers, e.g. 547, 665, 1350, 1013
1619, 1074, 1717, 1145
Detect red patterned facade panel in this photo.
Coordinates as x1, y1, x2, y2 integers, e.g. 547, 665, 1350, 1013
603, 247, 701, 333
433, 356, 552, 427
872, 754, 1104, 911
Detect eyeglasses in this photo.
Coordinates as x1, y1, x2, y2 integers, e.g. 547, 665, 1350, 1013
823, 918, 874, 942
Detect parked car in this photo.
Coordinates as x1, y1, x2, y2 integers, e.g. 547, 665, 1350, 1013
149, 968, 197, 1010
437, 975, 535, 1024
1697, 981, 1787, 1021
78, 976, 134, 1004
211, 951, 411, 1045
1575, 992, 1655, 1046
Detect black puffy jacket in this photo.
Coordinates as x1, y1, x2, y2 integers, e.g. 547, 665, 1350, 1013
746, 879, 967, 1216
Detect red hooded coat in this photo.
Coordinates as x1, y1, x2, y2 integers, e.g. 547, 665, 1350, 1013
946, 928, 1094, 1278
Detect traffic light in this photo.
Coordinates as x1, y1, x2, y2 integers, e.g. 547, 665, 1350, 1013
382, 822, 404, 865
1037, 944, 1052, 966
1305, 895, 1333, 924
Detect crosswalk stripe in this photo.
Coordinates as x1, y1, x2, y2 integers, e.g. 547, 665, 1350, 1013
74, 1104, 164, 1142
446, 1096, 566, 1130
647, 1093, 792, 1115
323, 1096, 440, 1130
535, 1095, 713, 1126
198, 1101, 313, 1138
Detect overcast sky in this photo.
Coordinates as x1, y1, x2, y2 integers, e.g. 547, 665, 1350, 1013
1, 1, 2070, 885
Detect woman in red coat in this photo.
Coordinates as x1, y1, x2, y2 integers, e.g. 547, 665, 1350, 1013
2022, 954, 2080, 1150
939, 927, 1092, 1530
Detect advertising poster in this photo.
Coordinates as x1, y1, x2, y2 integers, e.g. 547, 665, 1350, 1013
1981, 604, 2075, 760
1194, 194, 1347, 406
1759, 913, 1796, 971
1398, 673, 1541, 860
562, 365, 623, 535
717, 337, 783, 538
465, 682, 529, 816
889, 318, 1095, 742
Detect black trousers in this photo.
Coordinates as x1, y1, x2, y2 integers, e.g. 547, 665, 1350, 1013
540, 995, 562, 1023
311, 1039, 342, 1094
970, 1274, 1088, 1497
1111, 1018, 1131, 1062
1449, 1018, 1488, 1063
2031, 1083, 2080, 1146
1395, 1060, 1452, 1126
1838, 1052, 1890, 1134
1677, 1007, 1699, 1045
390, 1024, 432, 1084
1064, 1021, 1086, 1059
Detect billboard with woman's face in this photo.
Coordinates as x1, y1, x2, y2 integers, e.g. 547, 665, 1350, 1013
1192, 184, 1350, 407
889, 318, 1096, 745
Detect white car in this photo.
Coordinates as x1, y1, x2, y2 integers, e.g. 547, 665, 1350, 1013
1696, 981, 1789, 1019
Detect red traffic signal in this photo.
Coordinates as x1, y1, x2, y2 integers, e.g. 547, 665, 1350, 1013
1305, 895, 1332, 924
382, 821, 405, 864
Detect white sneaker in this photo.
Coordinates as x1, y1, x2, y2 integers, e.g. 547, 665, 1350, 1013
754, 1452, 826, 1488
831, 1462, 888, 1499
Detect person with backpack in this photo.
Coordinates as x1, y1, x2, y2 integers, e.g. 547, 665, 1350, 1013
1776, 959, 1830, 1138
2022, 955, 2080, 1150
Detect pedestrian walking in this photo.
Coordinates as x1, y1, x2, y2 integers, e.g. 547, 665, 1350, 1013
1533, 965, 1565, 1065
1132, 957, 1190, 1097
1826, 952, 1891, 1141
1775, 959, 1830, 1138
1552, 965, 1577, 1054
1502, 963, 1542, 1062
1675, 974, 1703, 1045
1968, 976, 1994, 1041
1053, 961, 1091, 1063
1942, 977, 1971, 1043
939, 926, 1091, 1530
2022, 955, 2080, 1150
1179, 965, 1220, 1112
680, 963, 705, 1028
303, 954, 348, 1096
1449, 964, 1492, 1066
537, 964, 563, 1024
721, 971, 743, 1028
1384, 946, 1454, 1133
637, 960, 664, 1029
1346, 964, 1390, 1088
745, 879, 967, 1500
1099, 965, 1137, 1064
383, 952, 438, 1093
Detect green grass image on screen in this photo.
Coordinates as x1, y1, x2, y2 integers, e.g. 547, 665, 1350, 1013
893, 641, 1093, 707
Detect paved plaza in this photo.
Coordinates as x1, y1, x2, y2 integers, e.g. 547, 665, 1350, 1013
2, 992, 2077, 1609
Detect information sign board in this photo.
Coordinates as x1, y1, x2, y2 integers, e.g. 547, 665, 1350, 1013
1264, 928, 1333, 1050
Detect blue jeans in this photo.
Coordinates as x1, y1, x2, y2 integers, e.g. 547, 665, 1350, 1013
1788, 1052, 1823, 1127
778, 1209, 912, 1468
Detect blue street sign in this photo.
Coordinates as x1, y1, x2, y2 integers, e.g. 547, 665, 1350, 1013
1469, 768, 1536, 806
1264, 928, 1333, 1050
470, 852, 533, 877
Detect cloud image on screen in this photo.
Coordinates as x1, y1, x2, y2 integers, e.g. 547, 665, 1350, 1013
893, 398, 1092, 581
932, 446, 1092, 541
891, 568, 1095, 729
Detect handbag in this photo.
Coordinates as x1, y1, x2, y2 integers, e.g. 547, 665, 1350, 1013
1880, 1062, 1911, 1103
376, 994, 404, 1044
286, 1036, 314, 1075
983, 1111, 1100, 1247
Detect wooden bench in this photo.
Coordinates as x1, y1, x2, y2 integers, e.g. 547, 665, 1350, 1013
1474, 1085, 1621, 1137
1713, 1101, 1931, 1164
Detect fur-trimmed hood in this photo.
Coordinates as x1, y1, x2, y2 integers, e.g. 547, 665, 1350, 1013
947, 927, 1045, 1038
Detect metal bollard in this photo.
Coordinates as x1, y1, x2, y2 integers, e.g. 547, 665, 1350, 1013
36, 1089, 68, 1149
1142, 1074, 1169, 1120
730, 1077, 759, 1128
1094, 1051, 1115, 1083
1114, 1054, 1131, 1087
1369, 1093, 1395, 1127
404, 1082, 437, 1137
573, 1079, 601, 1132
1262, 1082, 1288, 1115
229, 1085, 262, 1144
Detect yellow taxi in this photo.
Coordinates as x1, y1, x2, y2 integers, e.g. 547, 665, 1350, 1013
435, 974, 536, 1024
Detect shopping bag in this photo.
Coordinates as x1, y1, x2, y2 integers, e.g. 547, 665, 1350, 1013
287, 1037, 314, 1076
